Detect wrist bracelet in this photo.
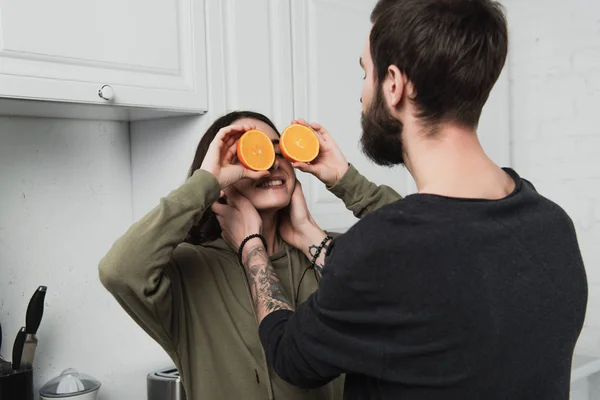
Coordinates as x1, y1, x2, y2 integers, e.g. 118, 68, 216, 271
310, 235, 333, 269
238, 234, 267, 265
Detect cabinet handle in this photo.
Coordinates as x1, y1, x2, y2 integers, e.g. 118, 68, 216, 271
98, 85, 114, 101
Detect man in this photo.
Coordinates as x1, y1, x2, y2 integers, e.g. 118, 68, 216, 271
222, 0, 588, 398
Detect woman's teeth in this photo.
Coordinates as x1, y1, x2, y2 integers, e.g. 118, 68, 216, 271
259, 180, 284, 188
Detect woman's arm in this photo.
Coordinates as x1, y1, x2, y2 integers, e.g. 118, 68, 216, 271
99, 122, 268, 351
288, 119, 402, 218
98, 169, 221, 351
328, 164, 402, 218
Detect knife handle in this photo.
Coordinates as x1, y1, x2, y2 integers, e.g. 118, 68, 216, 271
20, 334, 38, 370
12, 327, 26, 370
25, 286, 47, 334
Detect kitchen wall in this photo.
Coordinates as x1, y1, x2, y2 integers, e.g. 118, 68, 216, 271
0, 118, 156, 399
504, 0, 600, 356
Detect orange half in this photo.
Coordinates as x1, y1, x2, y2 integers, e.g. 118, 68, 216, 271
280, 124, 320, 163
236, 130, 275, 171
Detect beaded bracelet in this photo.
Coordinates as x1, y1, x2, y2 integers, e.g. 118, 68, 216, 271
310, 235, 334, 269
238, 234, 268, 266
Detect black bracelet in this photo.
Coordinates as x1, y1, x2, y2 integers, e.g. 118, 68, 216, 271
238, 234, 268, 265
310, 235, 333, 269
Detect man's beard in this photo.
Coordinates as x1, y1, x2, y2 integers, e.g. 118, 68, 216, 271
360, 85, 405, 166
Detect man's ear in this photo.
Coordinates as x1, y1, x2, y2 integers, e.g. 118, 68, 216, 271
383, 65, 405, 108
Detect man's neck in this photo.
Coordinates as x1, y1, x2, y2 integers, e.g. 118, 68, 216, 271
404, 123, 515, 200
259, 211, 279, 256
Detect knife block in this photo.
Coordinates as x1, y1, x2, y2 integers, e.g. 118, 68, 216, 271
0, 367, 33, 400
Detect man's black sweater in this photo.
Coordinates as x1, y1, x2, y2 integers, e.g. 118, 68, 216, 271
259, 169, 588, 399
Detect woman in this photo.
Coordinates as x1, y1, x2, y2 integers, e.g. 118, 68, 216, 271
99, 111, 401, 400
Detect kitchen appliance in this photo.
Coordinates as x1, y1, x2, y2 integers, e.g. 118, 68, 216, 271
147, 367, 186, 400
39, 369, 101, 400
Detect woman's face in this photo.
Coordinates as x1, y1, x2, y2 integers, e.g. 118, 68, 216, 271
231, 118, 296, 213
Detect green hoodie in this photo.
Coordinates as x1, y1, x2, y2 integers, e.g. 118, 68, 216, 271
99, 165, 401, 400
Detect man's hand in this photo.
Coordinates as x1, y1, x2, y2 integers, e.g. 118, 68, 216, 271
290, 119, 349, 187
211, 186, 262, 253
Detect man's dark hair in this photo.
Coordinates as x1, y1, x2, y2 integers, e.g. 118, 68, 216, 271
370, 0, 508, 128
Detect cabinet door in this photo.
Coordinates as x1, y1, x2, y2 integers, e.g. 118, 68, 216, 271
0, 0, 207, 112
291, 0, 408, 232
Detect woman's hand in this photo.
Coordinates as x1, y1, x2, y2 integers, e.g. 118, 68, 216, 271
289, 119, 349, 187
200, 124, 270, 189
279, 181, 327, 253
212, 187, 262, 253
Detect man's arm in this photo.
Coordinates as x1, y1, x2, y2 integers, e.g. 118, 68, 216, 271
242, 239, 293, 322
298, 165, 402, 279
290, 224, 333, 279
307, 239, 331, 277
246, 219, 397, 389
256, 225, 392, 389
242, 235, 348, 388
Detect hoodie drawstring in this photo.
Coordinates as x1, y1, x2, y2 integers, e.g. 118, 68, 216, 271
286, 245, 296, 309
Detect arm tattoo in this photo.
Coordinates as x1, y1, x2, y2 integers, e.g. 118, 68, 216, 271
309, 241, 330, 279
244, 245, 292, 321
314, 262, 325, 276
308, 244, 319, 258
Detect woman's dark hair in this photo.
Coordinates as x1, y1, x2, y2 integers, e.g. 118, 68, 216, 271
185, 111, 280, 245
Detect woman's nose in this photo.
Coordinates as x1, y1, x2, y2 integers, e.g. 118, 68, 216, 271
269, 156, 280, 173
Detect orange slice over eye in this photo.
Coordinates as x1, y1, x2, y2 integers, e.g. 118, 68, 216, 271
280, 124, 320, 163
236, 130, 276, 171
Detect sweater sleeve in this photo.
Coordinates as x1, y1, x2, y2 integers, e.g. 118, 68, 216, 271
327, 164, 402, 218
259, 220, 391, 389
98, 169, 221, 351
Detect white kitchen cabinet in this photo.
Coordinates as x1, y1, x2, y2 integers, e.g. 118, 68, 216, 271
0, 0, 208, 121
290, 0, 511, 232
